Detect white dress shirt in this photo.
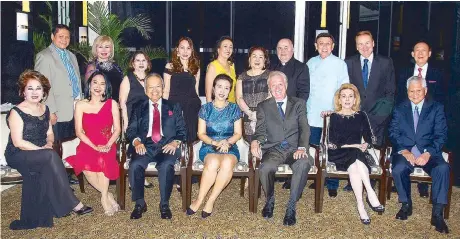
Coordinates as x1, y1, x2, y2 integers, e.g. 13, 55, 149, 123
275, 97, 287, 113
413, 63, 428, 79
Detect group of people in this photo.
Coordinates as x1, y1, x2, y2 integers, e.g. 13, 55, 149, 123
4, 23, 450, 234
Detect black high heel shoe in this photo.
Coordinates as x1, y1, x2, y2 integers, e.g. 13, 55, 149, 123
360, 218, 371, 225
366, 197, 385, 213
186, 207, 197, 216
201, 210, 212, 218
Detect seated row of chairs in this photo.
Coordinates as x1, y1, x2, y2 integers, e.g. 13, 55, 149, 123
57, 115, 453, 218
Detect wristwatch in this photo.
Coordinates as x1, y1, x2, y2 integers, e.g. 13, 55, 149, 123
174, 140, 182, 148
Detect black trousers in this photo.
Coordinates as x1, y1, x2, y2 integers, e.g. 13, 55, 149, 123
129, 139, 179, 207
259, 146, 313, 204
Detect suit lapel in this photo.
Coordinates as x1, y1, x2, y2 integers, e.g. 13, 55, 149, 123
352, 55, 365, 93
49, 45, 68, 70
269, 98, 283, 123
141, 101, 150, 137
417, 100, 432, 133
161, 99, 170, 131
404, 101, 416, 135
366, 56, 380, 93
426, 65, 435, 82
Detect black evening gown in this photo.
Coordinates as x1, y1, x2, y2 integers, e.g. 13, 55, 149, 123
5, 106, 80, 230
327, 111, 375, 172
164, 68, 201, 143
125, 71, 148, 122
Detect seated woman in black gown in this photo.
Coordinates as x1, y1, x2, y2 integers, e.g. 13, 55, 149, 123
325, 83, 384, 225
5, 70, 93, 230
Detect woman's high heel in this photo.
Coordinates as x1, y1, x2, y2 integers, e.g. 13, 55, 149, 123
186, 207, 197, 216
201, 210, 212, 218
360, 218, 371, 225
366, 197, 385, 213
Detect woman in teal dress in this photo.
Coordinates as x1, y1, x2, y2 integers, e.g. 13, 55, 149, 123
186, 74, 242, 218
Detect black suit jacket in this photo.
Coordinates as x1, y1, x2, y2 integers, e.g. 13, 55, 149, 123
396, 64, 447, 105
345, 54, 396, 146
271, 57, 310, 101
254, 97, 310, 151
127, 99, 187, 147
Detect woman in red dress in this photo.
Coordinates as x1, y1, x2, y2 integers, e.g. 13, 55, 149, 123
66, 71, 121, 216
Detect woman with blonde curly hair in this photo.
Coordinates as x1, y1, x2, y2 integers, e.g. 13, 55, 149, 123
85, 35, 123, 102
324, 83, 384, 225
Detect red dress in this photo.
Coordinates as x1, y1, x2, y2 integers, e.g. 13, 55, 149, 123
66, 99, 119, 180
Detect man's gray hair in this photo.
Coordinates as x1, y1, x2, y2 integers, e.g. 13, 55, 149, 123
406, 76, 427, 89
146, 72, 164, 86
267, 71, 288, 87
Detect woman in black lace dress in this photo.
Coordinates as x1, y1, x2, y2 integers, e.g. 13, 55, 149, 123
85, 35, 123, 102
163, 37, 202, 143
5, 70, 92, 230
325, 83, 384, 225
235, 46, 271, 141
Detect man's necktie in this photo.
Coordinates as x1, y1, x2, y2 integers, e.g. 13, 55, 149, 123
362, 59, 369, 89
418, 68, 422, 78
411, 105, 421, 157
151, 103, 161, 143
277, 102, 285, 120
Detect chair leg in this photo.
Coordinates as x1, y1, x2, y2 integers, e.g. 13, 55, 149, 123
186, 170, 192, 209
117, 173, 126, 210
77, 173, 85, 193
253, 169, 260, 213
378, 176, 386, 215
386, 176, 392, 200
240, 177, 245, 197
248, 174, 254, 213
317, 171, 325, 213
180, 168, 187, 212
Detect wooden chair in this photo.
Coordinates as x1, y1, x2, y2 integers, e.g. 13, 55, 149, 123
186, 138, 255, 212
253, 143, 325, 213
321, 116, 388, 213
116, 137, 188, 211
385, 147, 453, 219
55, 136, 86, 193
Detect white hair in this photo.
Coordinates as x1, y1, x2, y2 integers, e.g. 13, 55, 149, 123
406, 76, 427, 89
267, 71, 288, 87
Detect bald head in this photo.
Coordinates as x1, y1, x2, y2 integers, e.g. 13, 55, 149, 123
276, 38, 294, 64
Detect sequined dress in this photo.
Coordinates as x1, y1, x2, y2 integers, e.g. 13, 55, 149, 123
66, 99, 119, 180
198, 102, 242, 161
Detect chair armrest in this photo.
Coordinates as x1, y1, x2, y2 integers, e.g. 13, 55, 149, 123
187, 140, 201, 168
179, 143, 187, 166
309, 143, 321, 168
119, 137, 127, 164
54, 136, 79, 158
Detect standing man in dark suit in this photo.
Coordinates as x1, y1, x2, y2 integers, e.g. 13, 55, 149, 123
389, 76, 449, 234
396, 40, 448, 105
35, 24, 82, 185
272, 38, 310, 189
271, 38, 310, 101
126, 73, 187, 220
345, 30, 395, 148
251, 71, 312, 226
396, 40, 448, 198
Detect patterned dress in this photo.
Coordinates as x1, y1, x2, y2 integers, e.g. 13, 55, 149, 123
198, 102, 242, 161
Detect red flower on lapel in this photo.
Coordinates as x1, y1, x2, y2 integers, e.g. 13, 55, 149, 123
168, 110, 173, 116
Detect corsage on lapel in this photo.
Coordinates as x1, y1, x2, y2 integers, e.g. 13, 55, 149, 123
168, 110, 173, 116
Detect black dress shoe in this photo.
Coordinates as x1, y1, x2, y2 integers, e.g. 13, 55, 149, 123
395, 203, 412, 220
283, 209, 296, 226
159, 205, 172, 219
186, 207, 196, 216
201, 210, 212, 218
73, 205, 93, 216
130, 203, 147, 219
308, 182, 316, 189
282, 180, 291, 189
431, 216, 449, 234
176, 185, 182, 193
343, 183, 353, 192
69, 177, 79, 185
328, 189, 338, 198
262, 202, 274, 219
366, 197, 385, 213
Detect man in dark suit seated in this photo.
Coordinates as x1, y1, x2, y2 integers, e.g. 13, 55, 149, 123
396, 40, 449, 198
126, 73, 187, 220
389, 76, 450, 234
251, 71, 313, 226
